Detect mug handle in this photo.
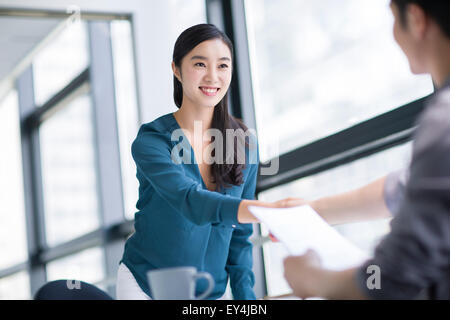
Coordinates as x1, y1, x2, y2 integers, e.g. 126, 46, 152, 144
193, 272, 214, 300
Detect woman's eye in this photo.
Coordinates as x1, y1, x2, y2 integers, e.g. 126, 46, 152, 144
194, 62, 205, 67
219, 64, 229, 69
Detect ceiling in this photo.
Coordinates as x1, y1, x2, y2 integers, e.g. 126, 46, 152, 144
0, 15, 62, 82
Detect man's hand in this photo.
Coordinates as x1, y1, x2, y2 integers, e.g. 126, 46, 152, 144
284, 251, 366, 300
283, 250, 324, 299
238, 198, 308, 224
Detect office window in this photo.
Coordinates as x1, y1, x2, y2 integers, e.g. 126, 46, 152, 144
46, 246, 105, 286
111, 20, 140, 221
0, 271, 30, 300
0, 90, 28, 269
168, 0, 207, 36
245, 0, 433, 161
258, 142, 412, 296
39, 89, 100, 246
33, 19, 89, 106
113, 1, 206, 220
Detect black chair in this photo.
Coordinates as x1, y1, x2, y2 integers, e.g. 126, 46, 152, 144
34, 279, 114, 300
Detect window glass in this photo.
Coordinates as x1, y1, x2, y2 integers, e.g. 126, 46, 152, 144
111, 1, 206, 220
0, 271, 30, 300
168, 0, 207, 36
259, 142, 412, 296
39, 89, 100, 246
245, 0, 433, 161
0, 90, 28, 269
33, 19, 89, 106
111, 20, 140, 220
46, 247, 105, 286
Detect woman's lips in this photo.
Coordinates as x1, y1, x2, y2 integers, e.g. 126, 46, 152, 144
199, 86, 220, 96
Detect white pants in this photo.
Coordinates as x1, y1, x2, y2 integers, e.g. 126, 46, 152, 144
116, 263, 152, 300
116, 263, 230, 300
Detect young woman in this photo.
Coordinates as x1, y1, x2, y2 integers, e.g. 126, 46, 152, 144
116, 23, 286, 300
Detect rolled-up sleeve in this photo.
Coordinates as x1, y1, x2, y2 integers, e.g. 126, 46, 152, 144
383, 168, 409, 216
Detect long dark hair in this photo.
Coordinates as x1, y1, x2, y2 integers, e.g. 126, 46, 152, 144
172, 23, 247, 191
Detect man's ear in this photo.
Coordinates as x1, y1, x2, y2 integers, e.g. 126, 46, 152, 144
172, 61, 182, 82
407, 3, 427, 39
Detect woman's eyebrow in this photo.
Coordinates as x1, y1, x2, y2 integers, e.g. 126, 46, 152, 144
190, 55, 231, 61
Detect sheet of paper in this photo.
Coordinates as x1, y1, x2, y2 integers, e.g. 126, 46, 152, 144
249, 205, 370, 271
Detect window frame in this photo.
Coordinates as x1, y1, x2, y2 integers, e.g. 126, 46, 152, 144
0, 12, 136, 299
206, 0, 434, 298
0, 1, 434, 300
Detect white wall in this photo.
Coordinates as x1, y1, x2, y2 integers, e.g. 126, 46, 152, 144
0, 0, 200, 123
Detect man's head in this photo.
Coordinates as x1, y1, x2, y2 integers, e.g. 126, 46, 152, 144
391, 0, 450, 37
390, 0, 450, 80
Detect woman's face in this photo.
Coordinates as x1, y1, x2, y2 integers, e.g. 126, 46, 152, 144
173, 38, 232, 109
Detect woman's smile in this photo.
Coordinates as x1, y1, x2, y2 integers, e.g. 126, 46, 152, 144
199, 86, 220, 96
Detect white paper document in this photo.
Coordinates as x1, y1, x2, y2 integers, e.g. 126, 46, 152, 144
249, 205, 370, 271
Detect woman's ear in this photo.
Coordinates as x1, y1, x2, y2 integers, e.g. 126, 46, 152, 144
172, 61, 182, 83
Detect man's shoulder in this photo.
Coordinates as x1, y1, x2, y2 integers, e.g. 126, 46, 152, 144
427, 84, 450, 115
413, 87, 450, 155
422, 85, 450, 124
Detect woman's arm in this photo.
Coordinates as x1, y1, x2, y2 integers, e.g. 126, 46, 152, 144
310, 176, 392, 225
133, 130, 243, 226
133, 129, 290, 226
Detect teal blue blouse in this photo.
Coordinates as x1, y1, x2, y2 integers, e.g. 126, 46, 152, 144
120, 113, 258, 300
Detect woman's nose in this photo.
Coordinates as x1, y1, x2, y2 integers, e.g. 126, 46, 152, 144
204, 67, 219, 83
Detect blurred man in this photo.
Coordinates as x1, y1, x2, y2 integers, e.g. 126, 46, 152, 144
283, 0, 450, 299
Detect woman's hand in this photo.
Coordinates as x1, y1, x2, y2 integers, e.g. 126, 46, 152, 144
238, 198, 308, 223
237, 197, 309, 224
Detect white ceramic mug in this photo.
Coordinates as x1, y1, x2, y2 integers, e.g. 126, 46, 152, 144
147, 266, 214, 300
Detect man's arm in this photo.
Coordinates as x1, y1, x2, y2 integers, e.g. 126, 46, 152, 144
285, 108, 450, 300
310, 176, 392, 225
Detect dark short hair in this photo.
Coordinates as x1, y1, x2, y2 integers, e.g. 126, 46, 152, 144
391, 0, 450, 38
